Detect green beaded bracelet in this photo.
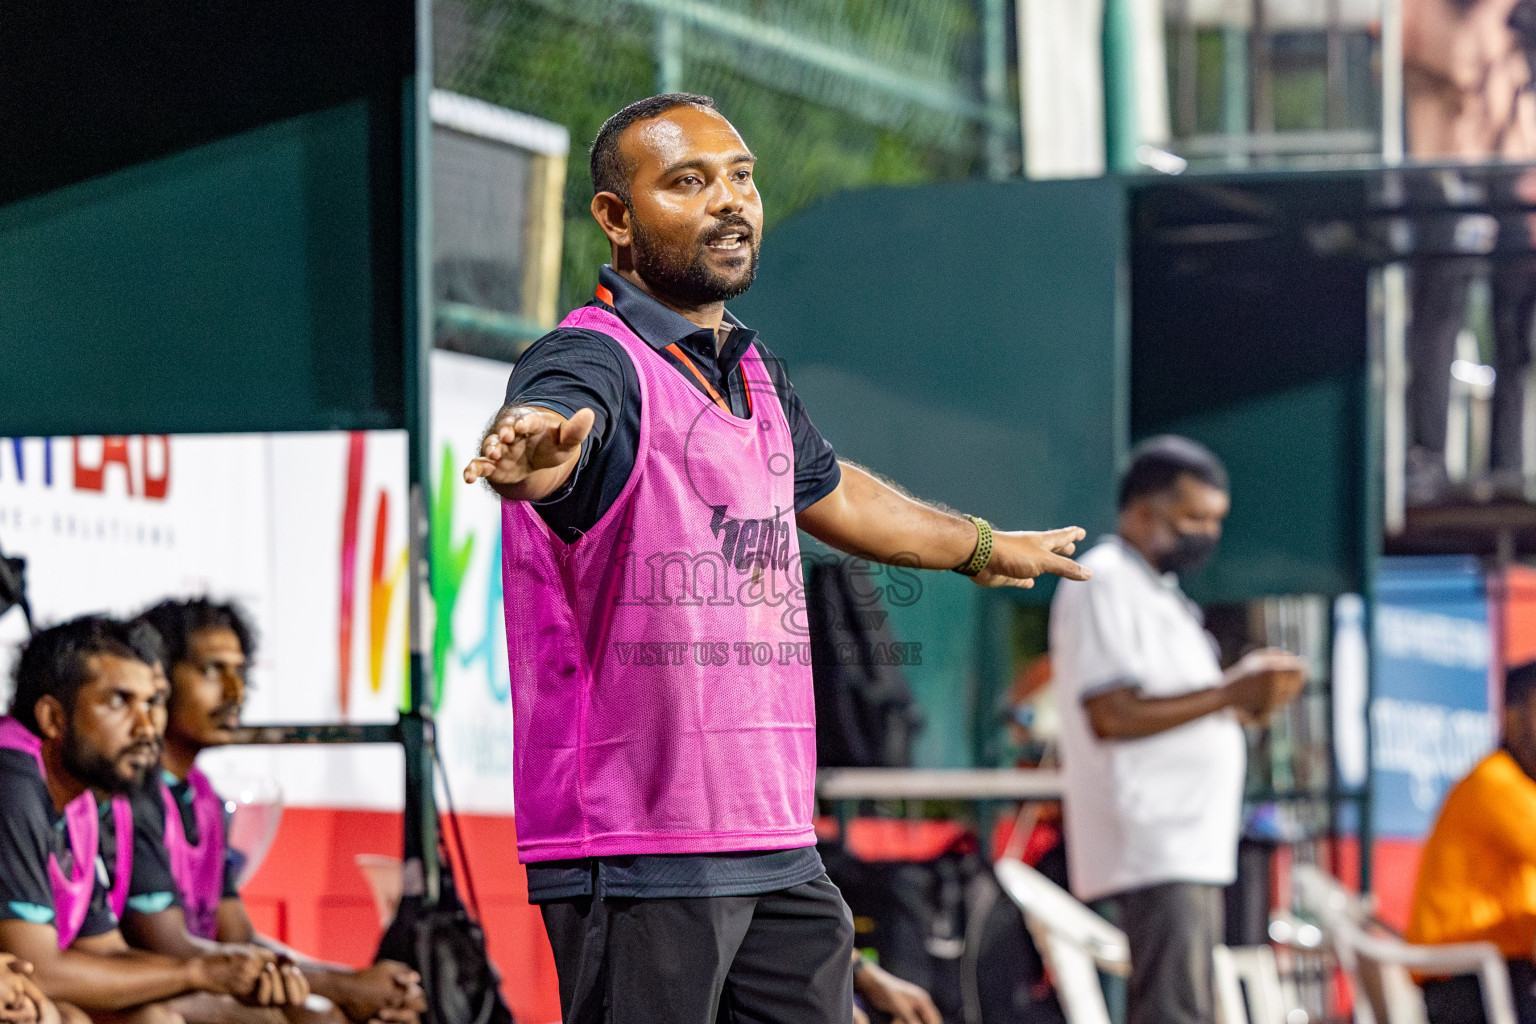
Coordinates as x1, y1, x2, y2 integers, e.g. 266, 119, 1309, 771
954, 515, 994, 577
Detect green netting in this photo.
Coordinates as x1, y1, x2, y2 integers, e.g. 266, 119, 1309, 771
434, 0, 1009, 313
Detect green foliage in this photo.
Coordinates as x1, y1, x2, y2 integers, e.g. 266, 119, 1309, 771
438, 0, 984, 312
1274, 64, 1328, 133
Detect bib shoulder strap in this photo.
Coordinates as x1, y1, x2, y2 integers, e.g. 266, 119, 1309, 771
61, 791, 99, 880
108, 796, 134, 918
558, 305, 645, 349
0, 717, 45, 775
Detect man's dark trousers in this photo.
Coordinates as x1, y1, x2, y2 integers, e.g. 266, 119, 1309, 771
540, 876, 855, 1023
1109, 881, 1224, 1024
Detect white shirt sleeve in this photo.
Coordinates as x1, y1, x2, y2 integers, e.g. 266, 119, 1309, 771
1053, 568, 1145, 704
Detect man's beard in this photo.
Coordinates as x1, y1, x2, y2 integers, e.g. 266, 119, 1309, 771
62, 731, 158, 794
632, 216, 759, 305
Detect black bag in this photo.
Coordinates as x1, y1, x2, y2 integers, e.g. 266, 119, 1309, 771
376, 872, 514, 1024
966, 845, 1069, 1024
0, 539, 32, 631
821, 838, 971, 1022
378, 746, 514, 1024
807, 561, 924, 768
823, 834, 1071, 1024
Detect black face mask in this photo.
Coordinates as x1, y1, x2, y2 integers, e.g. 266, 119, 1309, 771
1156, 530, 1218, 576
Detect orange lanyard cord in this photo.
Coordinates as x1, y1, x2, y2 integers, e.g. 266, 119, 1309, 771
665, 342, 752, 417
601, 289, 753, 417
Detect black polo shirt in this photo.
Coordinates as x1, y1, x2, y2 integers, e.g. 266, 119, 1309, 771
0, 749, 117, 939
505, 265, 837, 901
120, 772, 243, 920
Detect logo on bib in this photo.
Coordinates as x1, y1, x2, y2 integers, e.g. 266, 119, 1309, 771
680, 358, 794, 528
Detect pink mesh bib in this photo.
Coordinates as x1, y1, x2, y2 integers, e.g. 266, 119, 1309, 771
162, 768, 226, 940
500, 306, 817, 861
106, 796, 132, 922
0, 716, 99, 948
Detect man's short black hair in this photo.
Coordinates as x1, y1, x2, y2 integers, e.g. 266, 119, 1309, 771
590, 93, 717, 203
1508, 661, 1536, 709
126, 619, 165, 668
10, 615, 150, 734
136, 598, 257, 673
1118, 435, 1229, 510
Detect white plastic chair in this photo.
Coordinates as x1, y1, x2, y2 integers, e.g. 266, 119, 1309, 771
993, 858, 1131, 1024
1214, 944, 1301, 1024
1291, 865, 1516, 1024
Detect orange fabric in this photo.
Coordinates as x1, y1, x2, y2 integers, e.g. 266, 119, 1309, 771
1506, 565, 1536, 668
810, 817, 973, 862
1408, 750, 1536, 958
594, 284, 615, 307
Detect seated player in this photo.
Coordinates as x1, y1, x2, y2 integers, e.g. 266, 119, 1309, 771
0, 616, 303, 1024
1410, 661, 1536, 1024
125, 601, 423, 1024
96, 626, 318, 1024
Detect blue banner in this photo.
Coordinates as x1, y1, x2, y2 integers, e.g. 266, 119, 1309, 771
1371, 556, 1496, 839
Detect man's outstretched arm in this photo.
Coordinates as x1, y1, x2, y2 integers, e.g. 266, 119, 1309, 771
796, 462, 1090, 587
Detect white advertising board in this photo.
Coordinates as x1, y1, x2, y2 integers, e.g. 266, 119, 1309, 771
0, 350, 516, 813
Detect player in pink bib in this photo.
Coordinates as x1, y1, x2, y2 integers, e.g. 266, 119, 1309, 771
466, 94, 1091, 1024
0, 616, 292, 1024
122, 599, 426, 1024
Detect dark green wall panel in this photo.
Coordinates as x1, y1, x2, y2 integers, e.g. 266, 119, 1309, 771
735, 178, 1127, 549
1149, 374, 1367, 603
0, 101, 401, 436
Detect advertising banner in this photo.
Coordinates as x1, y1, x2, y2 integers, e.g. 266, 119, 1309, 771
0, 350, 516, 813
1371, 556, 1497, 838
421, 350, 515, 814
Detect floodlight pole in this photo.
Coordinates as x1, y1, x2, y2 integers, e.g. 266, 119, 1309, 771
401, 0, 440, 908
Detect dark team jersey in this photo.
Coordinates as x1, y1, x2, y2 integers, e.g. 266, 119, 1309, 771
123, 771, 242, 918
0, 749, 117, 939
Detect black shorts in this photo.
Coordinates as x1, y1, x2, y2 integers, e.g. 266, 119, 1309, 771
539, 874, 856, 1024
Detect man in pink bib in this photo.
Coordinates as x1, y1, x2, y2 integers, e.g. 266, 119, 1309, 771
464, 93, 1090, 1024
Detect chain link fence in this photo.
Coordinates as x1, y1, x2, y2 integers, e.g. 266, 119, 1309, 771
435, 0, 1013, 314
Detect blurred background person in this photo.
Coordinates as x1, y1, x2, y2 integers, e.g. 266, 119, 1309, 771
1050, 437, 1306, 1024
1409, 660, 1536, 1023
1403, 0, 1536, 499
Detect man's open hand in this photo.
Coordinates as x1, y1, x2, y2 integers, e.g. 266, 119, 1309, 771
972, 526, 1092, 589
462, 406, 596, 501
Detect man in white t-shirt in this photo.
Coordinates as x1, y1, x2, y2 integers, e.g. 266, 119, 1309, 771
1050, 436, 1305, 1024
